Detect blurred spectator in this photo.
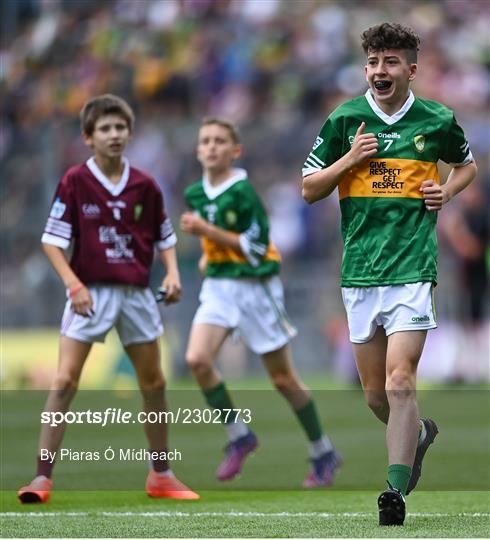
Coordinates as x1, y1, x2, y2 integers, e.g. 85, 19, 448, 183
0, 0, 488, 382
440, 181, 489, 324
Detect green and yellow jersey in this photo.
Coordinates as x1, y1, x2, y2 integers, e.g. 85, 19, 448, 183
303, 90, 473, 287
184, 168, 281, 278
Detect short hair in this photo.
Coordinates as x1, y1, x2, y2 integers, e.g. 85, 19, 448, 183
200, 117, 241, 144
361, 22, 420, 63
80, 94, 135, 135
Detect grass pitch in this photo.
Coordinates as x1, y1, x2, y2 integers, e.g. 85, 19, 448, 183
2, 385, 488, 536
1, 490, 489, 537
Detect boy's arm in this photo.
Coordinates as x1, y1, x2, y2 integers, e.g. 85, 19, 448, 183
198, 253, 208, 275
420, 161, 478, 211
302, 122, 378, 204
180, 212, 241, 251
42, 243, 93, 317
157, 246, 182, 304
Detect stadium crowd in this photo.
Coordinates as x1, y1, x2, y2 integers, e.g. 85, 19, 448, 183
1, 0, 488, 380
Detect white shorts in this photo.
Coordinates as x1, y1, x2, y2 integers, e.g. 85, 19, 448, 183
193, 276, 297, 355
61, 285, 163, 346
341, 282, 437, 344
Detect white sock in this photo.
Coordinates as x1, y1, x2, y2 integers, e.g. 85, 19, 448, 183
418, 420, 427, 446
225, 417, 249, 441
308, 435, 334, 459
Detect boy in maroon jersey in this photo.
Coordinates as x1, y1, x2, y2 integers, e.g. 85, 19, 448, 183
18, 94, 198, 502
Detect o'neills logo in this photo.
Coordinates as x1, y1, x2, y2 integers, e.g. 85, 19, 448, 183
414, 135, 425, 152
412, 315, 430, 322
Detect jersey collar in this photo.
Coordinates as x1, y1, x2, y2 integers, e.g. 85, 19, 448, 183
203, 168, 247, 200
86, 156, 130, 196
365, 90, 415, 125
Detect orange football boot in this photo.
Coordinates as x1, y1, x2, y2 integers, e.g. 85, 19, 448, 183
18, 476, 52, 504
146, 470, 199, 500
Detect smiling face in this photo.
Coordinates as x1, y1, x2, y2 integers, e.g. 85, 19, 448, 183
197, 123, 242, 175
365, 49, 417, 115
84, 114, 130, 160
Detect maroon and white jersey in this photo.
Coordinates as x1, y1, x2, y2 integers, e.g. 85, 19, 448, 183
42, 157, 177, 287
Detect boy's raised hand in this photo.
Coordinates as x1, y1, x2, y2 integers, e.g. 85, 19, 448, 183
180, 211, 208, 236
348, 122, 378, 167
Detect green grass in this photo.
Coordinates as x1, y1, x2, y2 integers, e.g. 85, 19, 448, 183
1, 490, 489, 537
2, 389, 488, 491
2, 386, 489, 536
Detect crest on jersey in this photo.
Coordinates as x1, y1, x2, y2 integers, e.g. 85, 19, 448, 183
413, 135, 425, 153
225, 210, 237, 226
348, 135, 355, 147
134, 203, 143, 221
50, 198, 66, 219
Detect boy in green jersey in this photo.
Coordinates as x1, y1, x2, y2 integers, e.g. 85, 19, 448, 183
181, 118, 340, 487
302, 23, 477, 525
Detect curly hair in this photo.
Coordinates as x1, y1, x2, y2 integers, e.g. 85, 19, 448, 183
361, 22, 420, 63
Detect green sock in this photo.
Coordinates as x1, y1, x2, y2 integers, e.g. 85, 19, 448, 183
203, 382, 237, 423
388, 464, 411, 496
294, 399, 323, 442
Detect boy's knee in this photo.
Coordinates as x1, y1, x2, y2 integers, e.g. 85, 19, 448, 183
386, 368, 416, 397
52, 374, 79, 394
271, 372, 297, 393
365, 391, 389, 414
186, 351, 213, 377
386, 369, 415, 392
138, 372, 166, 392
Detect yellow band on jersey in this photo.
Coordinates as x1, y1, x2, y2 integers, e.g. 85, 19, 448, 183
338, 158, 440, 200
202, 238, 281, 264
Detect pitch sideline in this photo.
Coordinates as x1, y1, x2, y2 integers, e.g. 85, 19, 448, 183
2, 511, 489, 518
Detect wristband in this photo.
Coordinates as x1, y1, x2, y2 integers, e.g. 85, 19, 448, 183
69, 283, 84, 298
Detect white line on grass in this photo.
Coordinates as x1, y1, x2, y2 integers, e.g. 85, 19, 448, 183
2, 512, 489, 518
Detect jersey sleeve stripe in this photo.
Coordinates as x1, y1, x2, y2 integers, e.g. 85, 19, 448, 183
44, 225, 71, 239
304, 158, 320, 169
41, 232, 70, 249
307, 153, 326, 166
302, 166, 322, 177
160, 218, 175, 240
238, 234, 267, 267
451, 150, 474, 167
156, 233, 177, 251
46, 218, 72, 233
44, 225, 71, 238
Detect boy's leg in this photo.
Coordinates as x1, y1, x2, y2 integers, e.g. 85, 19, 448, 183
262, 344, 340, 487
376, 330, 426, 526
125, 339, 198, 499
185, 323, 229, 391
18, 337, 91, 503
186, 323, 241, 429
262, 344, 309, 409
385, 330, 426, 470
125, 340, 169, 458
187, 323, 248, 434
352, 326, 390, 424
186, 323, 256, 480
